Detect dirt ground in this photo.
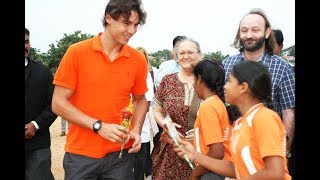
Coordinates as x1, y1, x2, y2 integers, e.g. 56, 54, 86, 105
50, 117, 153, 180
50, 116, 66, 180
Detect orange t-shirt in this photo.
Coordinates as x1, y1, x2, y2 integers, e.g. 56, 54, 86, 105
53, 33, 148, 158
193, 96, 232, 161
230, 103, 291, 179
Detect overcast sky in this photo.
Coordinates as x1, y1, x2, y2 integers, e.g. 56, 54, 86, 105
25, 0, 295, 56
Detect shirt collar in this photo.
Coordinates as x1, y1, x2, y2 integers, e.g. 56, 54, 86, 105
240, 51, 267, 63
91, 33, 131, 59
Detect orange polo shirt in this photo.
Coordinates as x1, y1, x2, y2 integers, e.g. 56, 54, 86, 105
230, 103, 291, 179
53, 33, 148, 158
193, 96, 232, 161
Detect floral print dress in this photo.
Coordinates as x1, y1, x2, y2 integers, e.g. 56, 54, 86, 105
151, 73, 197, 180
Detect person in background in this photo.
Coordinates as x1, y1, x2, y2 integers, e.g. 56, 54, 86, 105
273, 28, 295, 179
151, 38, 203, 179
152, 35, 187, 151
51, 1, 149, 179
190, 59, 240, 180
60, 117, 70, 136
174, 61, 291, 180
25, 27, 57, 180
134, 46, 157, 180
273, 29, 284, 56
222, 9, 295, 171
154, 35, 187, 89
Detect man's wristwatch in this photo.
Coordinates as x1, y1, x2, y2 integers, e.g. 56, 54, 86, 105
93, 120, 102, 133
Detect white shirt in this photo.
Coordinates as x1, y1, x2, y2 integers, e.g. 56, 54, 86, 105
151, 66, 158, 91
141, 71, 156, 143
154, 60, 181, 89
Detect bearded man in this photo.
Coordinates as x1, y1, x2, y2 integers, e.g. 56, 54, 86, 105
222, 8, 295, 179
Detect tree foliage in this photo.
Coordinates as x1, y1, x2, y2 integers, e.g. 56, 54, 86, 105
31, 32, 230, 72
203, 51, 229, 62
288, 46, 295, 56
42, 30, 94, 73
147, 49, 229, 68
149, 49, 171, 68
29, 47, 48, 64
29, 47, 41, 61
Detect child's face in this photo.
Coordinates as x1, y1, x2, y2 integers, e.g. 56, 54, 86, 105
224, 73, 240, 105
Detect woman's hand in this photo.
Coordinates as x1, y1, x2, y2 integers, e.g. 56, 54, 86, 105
163, 122, 183, 145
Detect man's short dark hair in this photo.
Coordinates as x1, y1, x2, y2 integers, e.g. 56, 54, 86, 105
172, 35, 187, 48
273, 29, 284, 46
102, 0, 147, 28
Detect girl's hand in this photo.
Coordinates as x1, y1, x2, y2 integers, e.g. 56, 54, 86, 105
173, 138, 197, 161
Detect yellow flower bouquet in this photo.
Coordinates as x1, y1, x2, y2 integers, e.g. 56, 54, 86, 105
118, 99, 134, 158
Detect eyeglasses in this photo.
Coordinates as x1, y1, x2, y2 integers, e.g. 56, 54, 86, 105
178, 51, 198, 57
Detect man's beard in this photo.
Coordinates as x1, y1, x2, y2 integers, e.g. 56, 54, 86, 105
240, 36, 265, 52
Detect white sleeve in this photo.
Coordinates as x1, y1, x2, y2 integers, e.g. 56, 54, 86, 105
31, 121, 39, 130
154, 60, 171, 88
145, 72, 154, 101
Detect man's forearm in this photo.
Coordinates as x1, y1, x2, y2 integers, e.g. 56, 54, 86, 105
52, 95, 97, 130
282, 108, 295, 151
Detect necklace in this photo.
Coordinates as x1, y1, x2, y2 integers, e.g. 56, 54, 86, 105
186, 86, 194, 106
177, 72, 195, 106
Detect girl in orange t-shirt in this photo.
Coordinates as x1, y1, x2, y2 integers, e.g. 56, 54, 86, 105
174, 61, 291, 180
191, 60, 240, 180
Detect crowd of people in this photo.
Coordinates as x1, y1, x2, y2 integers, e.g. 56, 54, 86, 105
25, 0, 295, 179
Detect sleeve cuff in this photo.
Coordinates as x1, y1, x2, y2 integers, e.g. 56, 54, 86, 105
31, 121, 39, 130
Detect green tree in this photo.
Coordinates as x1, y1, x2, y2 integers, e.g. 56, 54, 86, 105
203, 51, 229, 62
149, 49, 171, 68
29, 47, 42, 61
43, 30, 94, 73
149, 56, 162, 68
29, 47, 47, 64
29, 47, 40, 60
288, 46, 295, 56
149, 49, 171, 60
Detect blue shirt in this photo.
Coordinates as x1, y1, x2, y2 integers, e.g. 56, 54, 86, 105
222, 52, 295, 118
154, 60, 181, 89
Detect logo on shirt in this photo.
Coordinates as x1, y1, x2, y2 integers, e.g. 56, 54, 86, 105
223, 125, 230, 141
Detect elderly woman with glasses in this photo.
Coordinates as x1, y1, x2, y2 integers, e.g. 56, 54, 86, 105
151, 38, 203, 180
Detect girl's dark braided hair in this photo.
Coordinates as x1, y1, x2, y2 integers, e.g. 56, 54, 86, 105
193, 59, 241, 124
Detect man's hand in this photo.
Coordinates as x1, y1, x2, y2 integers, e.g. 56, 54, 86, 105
97, 122, 129, 143
127, 130, 141, 154
25, 123, 36, 139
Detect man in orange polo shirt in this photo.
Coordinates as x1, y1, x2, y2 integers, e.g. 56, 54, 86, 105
51, 0, 148, 179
